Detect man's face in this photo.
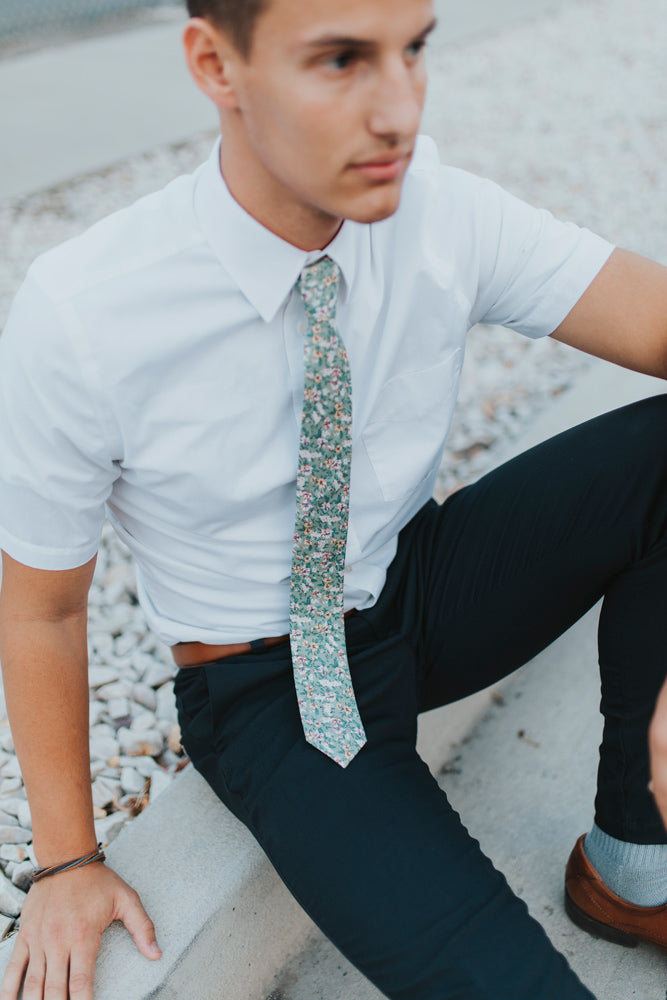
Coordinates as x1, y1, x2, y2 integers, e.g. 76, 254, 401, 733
220, 0, 436, 238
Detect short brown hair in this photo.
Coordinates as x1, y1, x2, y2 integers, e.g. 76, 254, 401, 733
186, 0, 270, 59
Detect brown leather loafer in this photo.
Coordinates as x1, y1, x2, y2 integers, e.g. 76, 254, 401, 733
565, 833, 667, 951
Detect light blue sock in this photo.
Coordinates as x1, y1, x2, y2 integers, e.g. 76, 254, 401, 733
584, 823, 667, 907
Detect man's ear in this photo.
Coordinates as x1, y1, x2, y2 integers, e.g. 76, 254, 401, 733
183, 17, 242, 109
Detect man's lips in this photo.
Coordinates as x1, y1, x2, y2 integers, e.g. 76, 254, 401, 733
350, 150, 412, 181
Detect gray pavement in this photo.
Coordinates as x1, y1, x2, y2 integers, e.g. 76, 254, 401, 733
0, 0, 174, 39
0, 11, 216, 201
0, 0, 579, 201
431, 0, 576, 46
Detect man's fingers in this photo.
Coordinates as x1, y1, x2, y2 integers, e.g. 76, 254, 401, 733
69, 941, 100, 1000
17, 950, 46, 1000
0, 869, 159, 1000
0, 868, 156, 1000
43, 948, 70, 1000
0, 939, 29, 1000
116, 888, 162, 961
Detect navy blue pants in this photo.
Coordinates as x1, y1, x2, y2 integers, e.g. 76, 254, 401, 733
175, 395, 667, 999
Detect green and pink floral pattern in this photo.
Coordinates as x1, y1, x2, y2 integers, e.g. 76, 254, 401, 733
289, 257, 367, 767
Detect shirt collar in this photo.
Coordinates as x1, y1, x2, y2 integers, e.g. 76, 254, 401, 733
193, 137, 358, 323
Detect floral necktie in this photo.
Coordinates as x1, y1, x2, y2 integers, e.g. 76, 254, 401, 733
289, 257, 367, 768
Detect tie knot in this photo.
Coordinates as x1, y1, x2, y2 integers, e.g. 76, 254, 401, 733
297, 256, 340, 322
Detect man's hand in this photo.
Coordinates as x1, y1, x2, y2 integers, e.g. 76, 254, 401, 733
0, 862, 161, 1000
648, 676, 667, 829
0, 551, 159, 997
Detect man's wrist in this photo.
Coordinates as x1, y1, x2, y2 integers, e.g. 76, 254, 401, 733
32, 830, 100, 868
31, 844, 106, 884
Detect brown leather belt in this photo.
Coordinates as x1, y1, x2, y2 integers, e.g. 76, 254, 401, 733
172, 609, 358, 668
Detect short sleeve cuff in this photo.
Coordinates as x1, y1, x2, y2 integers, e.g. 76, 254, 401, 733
0, 523, 99, 571
513, 230, 616, 340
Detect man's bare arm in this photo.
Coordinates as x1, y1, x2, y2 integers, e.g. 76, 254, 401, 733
551, 247, 667, 379
0, 553, 99, 863
0, 552, 161, 1000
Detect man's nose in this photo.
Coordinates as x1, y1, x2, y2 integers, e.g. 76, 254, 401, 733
367, 58, 425, 141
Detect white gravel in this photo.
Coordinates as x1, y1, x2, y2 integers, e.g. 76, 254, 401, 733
0, 0, 666, 920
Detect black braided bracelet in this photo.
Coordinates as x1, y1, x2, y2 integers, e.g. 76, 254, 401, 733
30, 844, 106, 885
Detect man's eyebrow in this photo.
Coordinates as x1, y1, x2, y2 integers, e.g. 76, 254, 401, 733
302, 18, 438, 51
417, 18, 439, 40
303, 35, 374, 51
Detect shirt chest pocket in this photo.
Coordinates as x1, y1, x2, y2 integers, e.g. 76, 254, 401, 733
361, 355, 460, 503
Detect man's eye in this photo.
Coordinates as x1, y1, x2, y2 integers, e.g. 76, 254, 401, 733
326, 50, 355, 71
407, 39, 428, 58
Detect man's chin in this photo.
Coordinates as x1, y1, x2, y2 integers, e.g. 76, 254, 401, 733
342, 190, 403, 225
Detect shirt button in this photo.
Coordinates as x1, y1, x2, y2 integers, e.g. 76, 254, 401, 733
345, 565, 352, 573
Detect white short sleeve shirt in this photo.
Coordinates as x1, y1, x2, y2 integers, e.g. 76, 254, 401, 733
0, 135, 614, 644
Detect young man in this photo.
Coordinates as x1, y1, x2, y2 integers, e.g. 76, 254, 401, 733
0, 0, 667, 997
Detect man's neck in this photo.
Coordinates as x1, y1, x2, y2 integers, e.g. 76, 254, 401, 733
218, 140, 343, 252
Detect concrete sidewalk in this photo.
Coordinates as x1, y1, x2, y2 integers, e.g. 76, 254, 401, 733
0, 11, 216, 201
